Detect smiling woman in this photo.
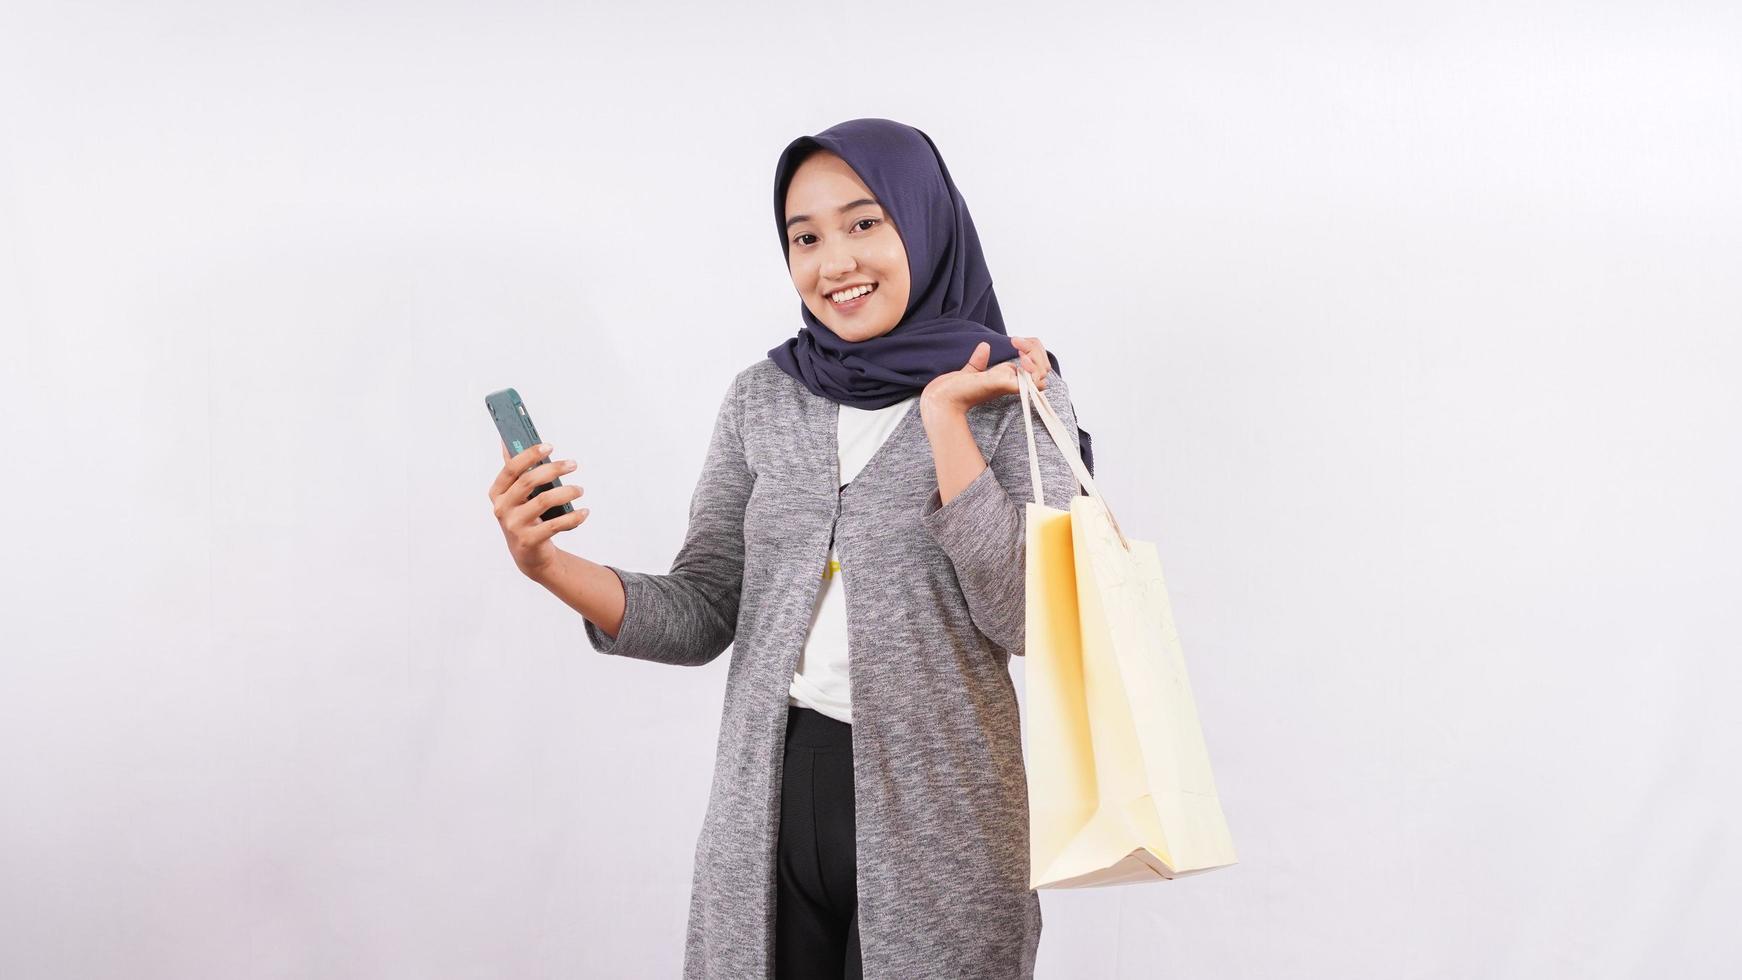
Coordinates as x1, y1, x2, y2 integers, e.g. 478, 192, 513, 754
782, 153, 913, 343
566, 118, 1097, 980
764, 120, 1094, 480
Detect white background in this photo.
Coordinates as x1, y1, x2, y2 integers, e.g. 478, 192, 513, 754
3, 1, 1737, 977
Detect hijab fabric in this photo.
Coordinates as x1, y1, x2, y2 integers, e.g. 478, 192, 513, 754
767, 117, 1095, 477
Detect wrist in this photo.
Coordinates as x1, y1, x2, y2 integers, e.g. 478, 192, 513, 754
519, 548, 564, 585
919, 390, 966, 426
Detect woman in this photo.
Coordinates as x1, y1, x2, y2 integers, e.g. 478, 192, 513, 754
490, 118, 1095, 980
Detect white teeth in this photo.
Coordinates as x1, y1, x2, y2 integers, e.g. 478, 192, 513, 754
830, 283, 875, 303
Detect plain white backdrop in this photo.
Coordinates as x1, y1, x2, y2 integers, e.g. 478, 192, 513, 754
2, 1, 1737, 977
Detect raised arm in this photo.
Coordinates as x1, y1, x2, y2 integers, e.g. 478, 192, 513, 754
918, 369, 1084, 656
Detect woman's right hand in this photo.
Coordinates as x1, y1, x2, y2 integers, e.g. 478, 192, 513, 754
489, 442, 589, 578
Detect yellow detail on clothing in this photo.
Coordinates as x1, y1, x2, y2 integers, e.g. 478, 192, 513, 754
821, 558, 841, 580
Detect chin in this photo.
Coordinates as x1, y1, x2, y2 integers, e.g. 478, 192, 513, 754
840, 322, 894, 343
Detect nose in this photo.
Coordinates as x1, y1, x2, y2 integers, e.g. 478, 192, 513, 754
819, 242, 858, 282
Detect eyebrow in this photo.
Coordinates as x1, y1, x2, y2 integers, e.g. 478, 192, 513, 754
785, 198, 881, 231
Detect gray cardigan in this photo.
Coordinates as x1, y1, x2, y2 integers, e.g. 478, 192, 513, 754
584, 356, 1084, 980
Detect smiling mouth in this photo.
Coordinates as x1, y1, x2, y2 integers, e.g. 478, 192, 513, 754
828, 283, 878, 306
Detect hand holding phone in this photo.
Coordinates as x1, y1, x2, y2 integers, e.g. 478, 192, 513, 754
485, 388, 589, 577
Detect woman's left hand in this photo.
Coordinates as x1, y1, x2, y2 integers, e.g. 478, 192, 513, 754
921, 336, 1050, 414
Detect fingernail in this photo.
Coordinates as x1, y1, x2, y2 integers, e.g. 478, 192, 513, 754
537, 444, 550, 454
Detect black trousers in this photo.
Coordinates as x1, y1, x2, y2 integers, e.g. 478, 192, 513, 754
776, 705, 862, 980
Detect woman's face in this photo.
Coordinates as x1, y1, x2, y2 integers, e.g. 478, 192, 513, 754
784, 150, 912, 342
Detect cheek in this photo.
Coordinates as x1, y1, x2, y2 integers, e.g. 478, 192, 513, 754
881, 264, 910, 303
877, 246, 909, 293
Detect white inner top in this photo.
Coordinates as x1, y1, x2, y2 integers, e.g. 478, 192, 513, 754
787, 393, 920, 725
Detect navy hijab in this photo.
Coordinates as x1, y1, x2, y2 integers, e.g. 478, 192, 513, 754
766, 117, 1095, 477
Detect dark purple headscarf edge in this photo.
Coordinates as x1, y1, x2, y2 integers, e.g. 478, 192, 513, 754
766, 117, 1094, 477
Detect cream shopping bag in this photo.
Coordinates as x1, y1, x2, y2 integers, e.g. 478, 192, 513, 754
1016, 369, 1237, 888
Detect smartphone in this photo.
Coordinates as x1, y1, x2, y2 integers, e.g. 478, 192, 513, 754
485, 387, 575, 523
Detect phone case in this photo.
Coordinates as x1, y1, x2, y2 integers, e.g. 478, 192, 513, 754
485, 387, 574, 523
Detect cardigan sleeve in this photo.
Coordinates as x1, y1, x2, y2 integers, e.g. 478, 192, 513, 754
919, 368, 1085, 656
583, 372, 752, 667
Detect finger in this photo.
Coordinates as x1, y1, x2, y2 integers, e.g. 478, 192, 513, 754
526, 504, 590, 543
512, 458, 576, 501
514, 482, 584, 524
490, 442, 548, 498
968, 344, 996, 375
493, 444, 557, 500
1016, 355, 1047, 391
491, 445, 509, 500
966, 341, 991, 371
518, 442, 551, 472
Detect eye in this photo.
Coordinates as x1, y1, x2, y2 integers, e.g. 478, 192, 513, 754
791, 217, 880, 248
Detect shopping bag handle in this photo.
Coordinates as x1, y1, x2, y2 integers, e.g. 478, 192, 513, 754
1017, 366, 1131, 551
